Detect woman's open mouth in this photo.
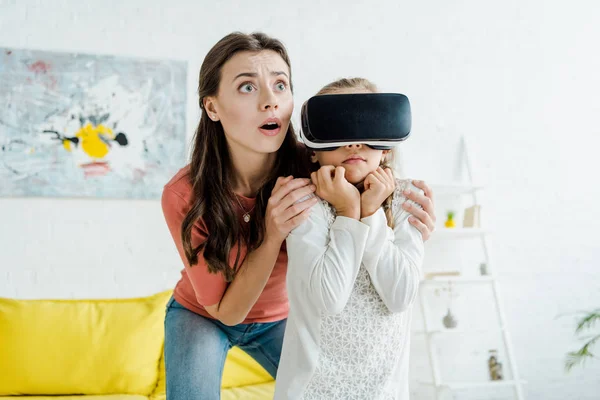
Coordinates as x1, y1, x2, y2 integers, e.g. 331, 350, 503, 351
258, 118, 282, 136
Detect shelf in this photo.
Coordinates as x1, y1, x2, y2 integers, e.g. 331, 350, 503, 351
419, 380, 525, 390
417, 139, 524, 399
430, 228, 490, 240
420, 276, 494, 284
429, 182, 484, 196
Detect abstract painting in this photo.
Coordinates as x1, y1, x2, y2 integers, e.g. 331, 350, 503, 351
0, 47, 187, 199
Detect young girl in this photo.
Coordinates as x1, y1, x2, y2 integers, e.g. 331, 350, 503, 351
274, 78, 424, 400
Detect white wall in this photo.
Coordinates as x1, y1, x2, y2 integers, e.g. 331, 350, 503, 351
1, 0, 599, 399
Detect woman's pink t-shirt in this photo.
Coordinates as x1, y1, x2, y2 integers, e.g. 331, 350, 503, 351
161, 165, 289, 324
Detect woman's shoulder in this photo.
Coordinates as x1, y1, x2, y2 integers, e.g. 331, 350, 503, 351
162, 164, 194, 211
163, 165, 193, 197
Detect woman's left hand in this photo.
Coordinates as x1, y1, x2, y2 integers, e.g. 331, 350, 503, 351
402, 180, 436, 241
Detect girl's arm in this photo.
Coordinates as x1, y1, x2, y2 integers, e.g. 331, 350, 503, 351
360, 183, 425, 313
286, 200, 370, 315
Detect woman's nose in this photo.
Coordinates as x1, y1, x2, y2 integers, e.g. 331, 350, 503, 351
260, 89, 279, 111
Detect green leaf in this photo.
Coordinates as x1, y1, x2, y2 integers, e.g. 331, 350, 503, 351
565, 333, 600, 372
576, 310, 600, 334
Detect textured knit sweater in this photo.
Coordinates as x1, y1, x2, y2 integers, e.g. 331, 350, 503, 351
275, 179, 425, 400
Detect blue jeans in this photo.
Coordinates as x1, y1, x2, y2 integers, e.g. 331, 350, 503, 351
164, 296, 286, 399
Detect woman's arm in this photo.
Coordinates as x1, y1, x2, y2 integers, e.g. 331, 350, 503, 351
286, 201, 370, 315
204, 238, 283, 325
208, 177, 320, 325
162, 176, 317, 326
360, 184, 425, 313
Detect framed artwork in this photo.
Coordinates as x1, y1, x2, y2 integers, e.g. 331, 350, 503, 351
0, 47, 187, 199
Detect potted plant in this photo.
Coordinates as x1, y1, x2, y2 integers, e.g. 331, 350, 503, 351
565, 308, 600, 371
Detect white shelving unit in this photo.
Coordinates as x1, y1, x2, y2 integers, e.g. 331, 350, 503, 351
415, 137, 525, 400
420, 380, 524, 391
430, 228, 491, 240
420, 276, 495, 285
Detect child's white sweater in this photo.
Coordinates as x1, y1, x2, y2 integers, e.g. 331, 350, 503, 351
275, 179, 425, 400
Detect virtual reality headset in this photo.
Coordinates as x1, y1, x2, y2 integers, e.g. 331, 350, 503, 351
300, 93, 411, 151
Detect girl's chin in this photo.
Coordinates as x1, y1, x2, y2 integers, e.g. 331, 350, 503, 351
346, 174, 368, 186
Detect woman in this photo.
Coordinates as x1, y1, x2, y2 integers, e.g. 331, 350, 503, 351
161, 32, 436, 399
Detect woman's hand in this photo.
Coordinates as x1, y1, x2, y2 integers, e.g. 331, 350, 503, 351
360, 167, 396, 219
265, 176, 318, 245
402, 180, 436, 241
311, 166, 361, 219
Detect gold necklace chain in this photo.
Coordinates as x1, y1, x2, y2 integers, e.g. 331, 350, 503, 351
234, 194, 256, 223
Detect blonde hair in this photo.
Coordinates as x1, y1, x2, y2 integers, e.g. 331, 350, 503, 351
316, 77, 397, 228
317, 77, 378, 95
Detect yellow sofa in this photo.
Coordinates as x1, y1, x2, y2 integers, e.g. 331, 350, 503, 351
0, 290, 275, 399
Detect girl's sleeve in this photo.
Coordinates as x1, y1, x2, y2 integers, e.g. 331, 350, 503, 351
161, 187, 228, 307
359, 183, 425, 313
285, 201, 370, 315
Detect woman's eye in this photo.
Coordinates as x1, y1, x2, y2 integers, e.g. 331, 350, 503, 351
240, 83, 255, 93
276, 82, 287, 91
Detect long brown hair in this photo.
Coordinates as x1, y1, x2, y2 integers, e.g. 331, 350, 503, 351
315, 77, 397, 228
181, 32, 310, 282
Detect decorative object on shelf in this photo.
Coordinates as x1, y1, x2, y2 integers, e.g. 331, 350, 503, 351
424, 271, 460, 280
479, 262, 489, 276
444, 211, 456, 228
463, 205, 481, 228
488, 350, 504, 380
435, 281, 459, 328
442, 309, 458, 328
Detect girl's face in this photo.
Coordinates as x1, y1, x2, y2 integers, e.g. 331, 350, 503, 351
310, 87, 389, 185
204, 50, 293, 157
311, 144, 389, 185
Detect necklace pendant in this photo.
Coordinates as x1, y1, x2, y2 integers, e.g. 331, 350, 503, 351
243, 213, 251, 223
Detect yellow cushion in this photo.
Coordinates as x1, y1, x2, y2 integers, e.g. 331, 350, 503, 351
0, 291, 171, 396
0, 397, 147, 400
222, 382, 275, 400
0, 382, 276, 400
222, 347, 274, 388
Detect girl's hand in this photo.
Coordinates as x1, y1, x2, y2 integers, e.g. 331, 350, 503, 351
265, 176, 318, 245
402, 180, 436, 241
311, 166, 361, 219
360, 167, 396, 218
